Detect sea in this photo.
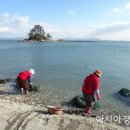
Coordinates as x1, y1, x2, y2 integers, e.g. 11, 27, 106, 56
0, 40, 130, 114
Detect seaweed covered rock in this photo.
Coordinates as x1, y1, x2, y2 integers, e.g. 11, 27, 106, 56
71, 95, 86, 108
71, 95, 101, 110
0, 79, 6, 84
0, 78, 13, 84
118, 88, 130, 97
29, 84, 41, 92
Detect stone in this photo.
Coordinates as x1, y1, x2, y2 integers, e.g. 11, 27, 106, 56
118, 88, 130, 97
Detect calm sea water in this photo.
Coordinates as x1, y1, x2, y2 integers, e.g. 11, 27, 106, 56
0, 40, 130, 113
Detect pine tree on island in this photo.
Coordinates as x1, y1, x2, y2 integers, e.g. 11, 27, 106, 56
27, 25, 52, 42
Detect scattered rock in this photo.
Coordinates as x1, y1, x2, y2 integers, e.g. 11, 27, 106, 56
119, 88, 130, 98
70, 95, 86, 108
0, 79, 7, 84
70, 95, 100, 110
0, 78, 13, 84
29, 84, 42, 92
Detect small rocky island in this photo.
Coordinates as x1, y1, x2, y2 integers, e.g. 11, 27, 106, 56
25, 25, 55, 42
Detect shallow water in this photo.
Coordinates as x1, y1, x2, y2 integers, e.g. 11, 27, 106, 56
0, 40, 130, 113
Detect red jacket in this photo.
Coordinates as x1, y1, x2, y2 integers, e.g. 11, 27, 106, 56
18, 70, 31, 81
82, 73, 100, 95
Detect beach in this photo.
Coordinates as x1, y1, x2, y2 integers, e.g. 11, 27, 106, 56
0, 83, 130, 130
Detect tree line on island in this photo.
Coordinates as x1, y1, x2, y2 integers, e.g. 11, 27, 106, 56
26, 25, 52, 41
25, 24, 64, 42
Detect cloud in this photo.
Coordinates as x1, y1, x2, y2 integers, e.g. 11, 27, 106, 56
94, 22, 130, 34
96, 29, 130, 41
0, 27, 10, 32
67, 10, 75, 15
0, 13, 32, 38
1, 13, 130, 40
40, 24, 95, 40
113, 8, 121, 12
93, 21, 130, 40
113, 2, 130, 13
125, 2, 130, 10
49, 21, 130, 40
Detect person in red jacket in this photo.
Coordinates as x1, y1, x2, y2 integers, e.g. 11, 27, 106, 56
16, 69, 35, 94
82, 70, 102, 116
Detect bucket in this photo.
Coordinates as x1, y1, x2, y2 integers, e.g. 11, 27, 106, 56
47, 105, 64, 115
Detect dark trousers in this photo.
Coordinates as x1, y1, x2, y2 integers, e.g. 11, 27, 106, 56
83, 94, 95, 107
16, 77, 29, 92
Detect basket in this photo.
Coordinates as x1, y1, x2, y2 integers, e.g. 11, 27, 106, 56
47, 106, 64, 115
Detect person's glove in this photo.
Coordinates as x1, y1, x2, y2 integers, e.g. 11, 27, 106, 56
30, 82, 33, 85
96, 94, 101, 100
26, 90, 29, 95
21, 88, 24, 93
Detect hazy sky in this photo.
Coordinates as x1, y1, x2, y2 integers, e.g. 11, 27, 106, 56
0, 0, 130, 40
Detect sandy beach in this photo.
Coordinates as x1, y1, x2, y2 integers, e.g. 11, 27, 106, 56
0, 83, 130, 130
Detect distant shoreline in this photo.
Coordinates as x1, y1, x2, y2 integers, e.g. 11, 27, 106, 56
0, 38, 130, 42
15, 39, 130, 43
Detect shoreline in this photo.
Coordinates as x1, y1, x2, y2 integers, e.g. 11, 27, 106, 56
0, 83, 130, 129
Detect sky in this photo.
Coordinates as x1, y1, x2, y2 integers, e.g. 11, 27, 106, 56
0, 0, 130, 40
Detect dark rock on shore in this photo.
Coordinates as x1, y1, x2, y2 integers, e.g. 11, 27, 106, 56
0, 78, 13, 84
29, 84, 42, 92
70, 95, 100, 110
119, 88, 130, 97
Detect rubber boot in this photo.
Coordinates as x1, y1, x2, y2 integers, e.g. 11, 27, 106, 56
85, 107, 97, 117
85, 107, 91, 114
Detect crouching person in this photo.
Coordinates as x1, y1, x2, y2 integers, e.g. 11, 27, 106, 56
16, 69, 35, 94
